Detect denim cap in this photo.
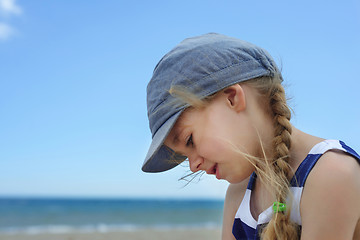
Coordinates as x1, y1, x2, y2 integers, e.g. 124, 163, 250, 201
142, 33, 281, 173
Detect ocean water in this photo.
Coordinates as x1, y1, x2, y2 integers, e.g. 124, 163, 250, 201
0, 198, 224, 234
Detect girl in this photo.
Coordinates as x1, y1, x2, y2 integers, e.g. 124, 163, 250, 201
142, 33, 360, 239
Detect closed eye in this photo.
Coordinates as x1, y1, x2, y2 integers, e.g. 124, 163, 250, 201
186, 134, 194, 147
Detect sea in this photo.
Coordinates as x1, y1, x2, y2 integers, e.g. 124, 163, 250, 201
0, 198, 224, 235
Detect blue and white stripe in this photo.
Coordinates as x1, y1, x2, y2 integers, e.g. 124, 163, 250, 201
233, 140, 360, 240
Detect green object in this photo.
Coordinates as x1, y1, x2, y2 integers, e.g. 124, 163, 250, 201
273, 202, 286, 213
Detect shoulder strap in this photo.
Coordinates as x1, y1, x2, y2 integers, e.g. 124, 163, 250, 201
247, 172, 257, 190
290, 140, 360, 187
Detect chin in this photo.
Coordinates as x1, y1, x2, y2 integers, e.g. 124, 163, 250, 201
226, 176, 245, 184
226, 173, 252, 184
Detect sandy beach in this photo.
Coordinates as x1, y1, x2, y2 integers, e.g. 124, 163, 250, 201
0, 228, 221, 240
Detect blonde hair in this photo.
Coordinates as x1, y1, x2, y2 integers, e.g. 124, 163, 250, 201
169, 75, 300, 239
247, 76, 299, 239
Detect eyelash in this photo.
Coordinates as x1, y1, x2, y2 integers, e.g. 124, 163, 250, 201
186, 134, 194, 147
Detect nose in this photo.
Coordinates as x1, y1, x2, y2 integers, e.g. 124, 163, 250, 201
188, 153, 204, 173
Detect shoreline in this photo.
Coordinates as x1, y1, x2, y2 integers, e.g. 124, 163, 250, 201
0, 228, 222, 240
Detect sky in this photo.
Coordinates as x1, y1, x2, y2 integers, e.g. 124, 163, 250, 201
0, 0, 359, 199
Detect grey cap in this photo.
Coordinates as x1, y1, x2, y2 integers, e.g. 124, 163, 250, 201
142, 33, 281, 173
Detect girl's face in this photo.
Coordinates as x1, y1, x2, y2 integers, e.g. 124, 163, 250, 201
164, 85, 260, 184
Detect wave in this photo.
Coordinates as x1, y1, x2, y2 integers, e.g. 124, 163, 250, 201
0, 222, 221, 235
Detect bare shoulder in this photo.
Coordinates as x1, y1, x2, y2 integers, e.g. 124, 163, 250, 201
301, 150, 360, 239
308, 150, 360, 186
305, 150, 360, 194
222, 178, 249, 240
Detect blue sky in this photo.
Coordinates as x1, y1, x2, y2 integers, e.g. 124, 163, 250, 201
0, 0, 359, 199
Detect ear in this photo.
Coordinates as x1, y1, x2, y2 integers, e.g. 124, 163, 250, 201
223, 84, 246, 112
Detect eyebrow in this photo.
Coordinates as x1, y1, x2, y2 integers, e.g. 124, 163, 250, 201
171, 125, 185, 149
168, 128, 188, 157
172, 121, 190, 146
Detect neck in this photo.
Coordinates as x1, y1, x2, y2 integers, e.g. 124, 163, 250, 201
288, 127, 324, 172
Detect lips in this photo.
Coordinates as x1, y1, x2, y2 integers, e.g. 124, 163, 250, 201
206, 164, 218, 175
215, 165, 220, 179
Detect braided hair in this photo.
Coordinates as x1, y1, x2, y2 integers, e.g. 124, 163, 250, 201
247, 76, 300, 239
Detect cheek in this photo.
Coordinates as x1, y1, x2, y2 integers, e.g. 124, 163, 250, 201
196, 119, 241, 162
199, 134, 255, 183
197, 134, 236, 163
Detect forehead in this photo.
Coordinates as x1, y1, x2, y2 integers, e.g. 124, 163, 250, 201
169, 109, 191, 135
169, 94, 221, 134
166, 108, 198, 142
172, 107, 199, 128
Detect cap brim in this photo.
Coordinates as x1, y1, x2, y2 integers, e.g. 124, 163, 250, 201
142, 110, 186, 173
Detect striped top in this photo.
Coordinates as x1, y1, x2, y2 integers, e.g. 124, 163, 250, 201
232, 140, 360, 240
